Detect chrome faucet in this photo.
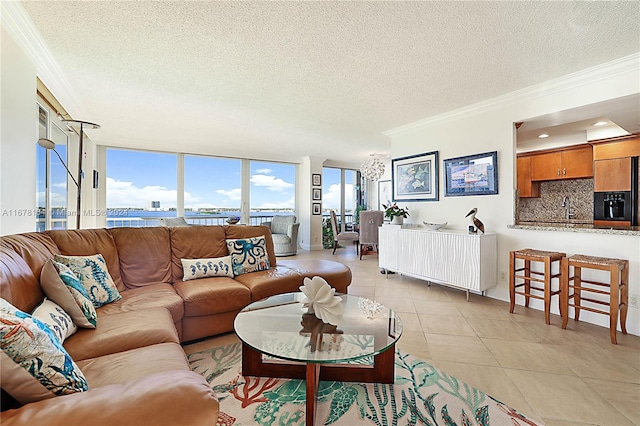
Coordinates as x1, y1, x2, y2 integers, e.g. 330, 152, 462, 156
562, 196, 576, 221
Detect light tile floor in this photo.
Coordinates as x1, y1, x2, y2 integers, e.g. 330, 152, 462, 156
184, 246, 640, 425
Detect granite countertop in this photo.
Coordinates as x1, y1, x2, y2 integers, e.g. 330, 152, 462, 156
509, 220, 640, 236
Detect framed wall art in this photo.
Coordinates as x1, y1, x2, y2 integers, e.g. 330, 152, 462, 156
312, 188, 322, 200
312, 203, 321, 215
312, 174, 322, 187
392, 151, 439, 202
377, 180, 391, 211
443, 151, 498, 197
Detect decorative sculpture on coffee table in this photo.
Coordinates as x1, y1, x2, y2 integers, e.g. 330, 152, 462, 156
465, 207, 485, 234
299, 276, 344, 325
300, 313, 343, 352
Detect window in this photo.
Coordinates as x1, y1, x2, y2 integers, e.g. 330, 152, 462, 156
322, 167, 360, 230
106, 149, 177, 227
36, 104, 70, 231
184, 155, 241, 225
250, 161, 296, 224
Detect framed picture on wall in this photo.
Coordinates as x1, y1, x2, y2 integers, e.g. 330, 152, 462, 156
443, 151, 498, 197
392, 151, 439, 202
378, 180, 391, 211
312, 174, 322, 187
312, 188, 322, 200
312, 203, 321, 215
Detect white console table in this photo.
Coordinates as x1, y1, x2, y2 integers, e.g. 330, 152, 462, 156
379, 225, 497, 300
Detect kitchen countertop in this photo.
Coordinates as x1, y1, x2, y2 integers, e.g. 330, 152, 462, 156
509, 220, 640, 236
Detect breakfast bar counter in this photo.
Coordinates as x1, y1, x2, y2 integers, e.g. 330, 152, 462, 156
509, 221, 640, 236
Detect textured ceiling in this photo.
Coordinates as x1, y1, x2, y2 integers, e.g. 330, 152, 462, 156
19, 1, 640, 166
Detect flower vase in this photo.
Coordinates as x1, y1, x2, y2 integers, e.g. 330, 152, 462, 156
391, 216, 404, 225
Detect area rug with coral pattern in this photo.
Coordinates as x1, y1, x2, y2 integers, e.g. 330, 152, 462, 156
188, 342, 542, 426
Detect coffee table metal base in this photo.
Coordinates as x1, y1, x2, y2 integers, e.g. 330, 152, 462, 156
241, 343, 395, 426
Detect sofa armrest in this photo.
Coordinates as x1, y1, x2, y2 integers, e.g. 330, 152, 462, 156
289, 222, 300, 241
260, 221, 273, 228
1, 371, 218, 426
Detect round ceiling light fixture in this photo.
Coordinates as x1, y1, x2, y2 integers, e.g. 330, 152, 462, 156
360, 154, 386, 181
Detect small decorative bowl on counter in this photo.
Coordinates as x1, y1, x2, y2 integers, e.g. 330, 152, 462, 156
226, 216, 240, 225
423, 221, 447, 230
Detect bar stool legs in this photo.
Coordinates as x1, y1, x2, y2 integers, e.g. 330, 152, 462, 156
509, 249, 565, 325
561, 255, 629, 344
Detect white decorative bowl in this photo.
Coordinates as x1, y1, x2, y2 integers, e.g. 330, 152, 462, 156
423, 222, 447, 230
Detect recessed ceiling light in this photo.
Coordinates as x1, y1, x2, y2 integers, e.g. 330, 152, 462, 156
592, 121, 608, 126
538, 133, 550, 138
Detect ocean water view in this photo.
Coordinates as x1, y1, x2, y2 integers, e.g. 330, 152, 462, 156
35, 209, 298, 231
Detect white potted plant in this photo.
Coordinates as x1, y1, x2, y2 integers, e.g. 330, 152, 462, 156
383, 202, 409, 225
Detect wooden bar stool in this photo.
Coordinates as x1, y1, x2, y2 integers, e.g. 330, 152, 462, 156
561, 255, 629, 344
509, 249, 565, 324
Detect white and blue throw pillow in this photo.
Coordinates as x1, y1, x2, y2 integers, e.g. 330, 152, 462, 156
40, 260, 98, 329
0, 298, 88, 404
226, 235, 270, 276
32, 298, 77, 343
181, 256, 234, 281
55, 254, 121, 308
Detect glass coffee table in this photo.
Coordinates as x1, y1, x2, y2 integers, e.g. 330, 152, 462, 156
234, 292, 403, 426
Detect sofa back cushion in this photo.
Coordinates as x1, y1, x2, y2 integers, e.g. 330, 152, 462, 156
169, 226, 228, 282
0, 245, 44, 313
109, 227, 172, 288
270, 215, 296, 235
46, 229, 124, 291
224, 225, 277, 268
0, 233, 59, 280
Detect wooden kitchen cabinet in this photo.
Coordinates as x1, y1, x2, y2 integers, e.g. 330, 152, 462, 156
517, 156, 540, 197
530, 145, 593, 181
594, 157, 632, 191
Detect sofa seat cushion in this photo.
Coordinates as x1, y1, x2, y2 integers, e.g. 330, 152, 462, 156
75, 342, 189, 388
233, 265, 307, 302
277, 259, 352, 294
174, 277, 251, 317
0, 370, 218, 426
63, 308, 179, 361
96, 284, 184, 323
271, 233, 292, 244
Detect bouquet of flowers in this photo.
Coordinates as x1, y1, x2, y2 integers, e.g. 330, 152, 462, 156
382, 202, 409, 219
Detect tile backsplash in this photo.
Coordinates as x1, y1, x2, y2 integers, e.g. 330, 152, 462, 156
518, 179, 594, 222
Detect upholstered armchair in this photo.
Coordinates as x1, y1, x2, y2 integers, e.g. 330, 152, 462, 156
330, 210, 359, 255
261, 215, 300, 256
358, 210, 384, 259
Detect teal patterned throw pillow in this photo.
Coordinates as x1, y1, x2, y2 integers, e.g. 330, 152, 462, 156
0, 298, 88, 404
181, 256, 234, 281
55, 254, 121, 308
226, 235, 271, 276
40, 260, 98, 329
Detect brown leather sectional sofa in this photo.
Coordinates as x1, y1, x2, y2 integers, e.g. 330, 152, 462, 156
0, 225, 352, 425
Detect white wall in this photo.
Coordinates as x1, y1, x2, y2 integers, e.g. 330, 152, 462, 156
386, 54, 640, 336
1, 27, 37, 235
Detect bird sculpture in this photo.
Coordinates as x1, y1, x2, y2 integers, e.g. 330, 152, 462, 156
465, 208, 485, 234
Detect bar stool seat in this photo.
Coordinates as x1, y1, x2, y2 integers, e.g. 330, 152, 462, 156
509, 249, 566, 324
561, 254, 629, 344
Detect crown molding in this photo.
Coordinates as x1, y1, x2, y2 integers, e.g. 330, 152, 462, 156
384, 52, 640, 137
1, 1, 87, 119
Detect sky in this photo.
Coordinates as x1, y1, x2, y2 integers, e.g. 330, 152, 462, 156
101, 149, 355, 211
